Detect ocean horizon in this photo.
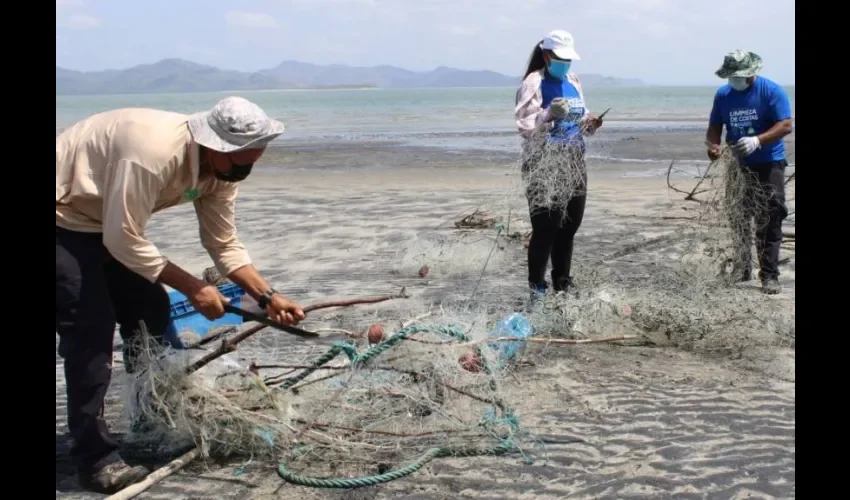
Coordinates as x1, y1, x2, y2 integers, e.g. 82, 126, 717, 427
56, 85, 796, 168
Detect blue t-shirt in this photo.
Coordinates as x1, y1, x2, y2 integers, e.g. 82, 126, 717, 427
541, 73, 586, 150
709, 76, 792, 164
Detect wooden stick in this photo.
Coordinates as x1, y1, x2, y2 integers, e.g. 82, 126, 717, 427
401, 312, 432, 328
467, 335, 637, 347
185, 290, 411, 375
303, 288, 410, 313
666, 157, 715, 203
185, 324, 264, 374
104, 447, 200, 500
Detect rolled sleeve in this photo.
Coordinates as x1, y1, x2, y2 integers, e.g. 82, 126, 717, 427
194, 185, 252, 278
101, 160, 170, 282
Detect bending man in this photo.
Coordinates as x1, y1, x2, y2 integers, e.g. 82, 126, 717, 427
56, 96, 306, 493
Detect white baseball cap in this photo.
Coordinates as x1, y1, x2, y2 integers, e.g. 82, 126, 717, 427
540, 30, 581, 61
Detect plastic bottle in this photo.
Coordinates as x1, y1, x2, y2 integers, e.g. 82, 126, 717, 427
487, 313, 534, 364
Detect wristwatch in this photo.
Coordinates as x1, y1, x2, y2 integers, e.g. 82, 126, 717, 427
257, 288, 279, 310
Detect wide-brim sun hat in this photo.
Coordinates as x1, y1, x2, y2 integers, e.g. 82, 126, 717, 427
540, 30, 581, 61
188, 96, 285, 153
715, 50, 763, 79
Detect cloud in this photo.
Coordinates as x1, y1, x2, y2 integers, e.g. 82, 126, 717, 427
289, 0, 376, 4
225, 11, 278, 29
59, 14, 101, 29
439, 24, 479, 37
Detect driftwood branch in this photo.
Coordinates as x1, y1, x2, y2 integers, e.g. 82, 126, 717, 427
185, 289, 411, 375
104, 447, 201, 500
666, 155, 796, 202
303, 287, 410, 313
666, 158, 714, 203
466, 335, 637, 348
785, 172, 795, 185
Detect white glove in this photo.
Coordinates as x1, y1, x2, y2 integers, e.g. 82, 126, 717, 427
731, 136, 761, 156
548, 98, 568, 119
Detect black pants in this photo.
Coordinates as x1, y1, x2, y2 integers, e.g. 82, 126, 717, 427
55, 226, 170, 473
523, 146, 588, 291
729, 160, 788, 281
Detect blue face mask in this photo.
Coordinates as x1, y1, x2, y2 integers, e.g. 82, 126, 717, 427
547, 60, 571, 80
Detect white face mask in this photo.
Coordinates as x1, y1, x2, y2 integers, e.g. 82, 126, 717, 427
728, 77, 750, 91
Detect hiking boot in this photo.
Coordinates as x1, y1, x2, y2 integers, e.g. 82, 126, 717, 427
761, 279, 781, 295
79, 460, 150, 494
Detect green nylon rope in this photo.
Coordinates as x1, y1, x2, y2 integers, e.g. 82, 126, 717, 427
278, 442, 517, 489
273, 323, 526, 488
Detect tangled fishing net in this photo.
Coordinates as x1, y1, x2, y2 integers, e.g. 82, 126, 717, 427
123, 307, 536, 488
522, 145, 795, 351
510, 137, 588, 219
119, 141, 794, 490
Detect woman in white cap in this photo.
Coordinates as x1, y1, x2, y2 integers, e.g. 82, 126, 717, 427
514, 29, 604, 303
55, 96, 306, 493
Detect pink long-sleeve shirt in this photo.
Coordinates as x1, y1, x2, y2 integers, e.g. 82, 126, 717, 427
514, 69, 591, 151
55, 108, 252, 283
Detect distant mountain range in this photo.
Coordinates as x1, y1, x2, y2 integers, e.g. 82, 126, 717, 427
56, 58, 645, 96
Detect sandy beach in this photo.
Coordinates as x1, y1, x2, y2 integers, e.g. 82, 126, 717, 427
56, 135, 795, 499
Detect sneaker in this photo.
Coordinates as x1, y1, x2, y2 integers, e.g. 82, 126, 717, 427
553, 276, 578, 297
761, 279, 781, 295
527, 283, 547, 312
79, 460, 150, 494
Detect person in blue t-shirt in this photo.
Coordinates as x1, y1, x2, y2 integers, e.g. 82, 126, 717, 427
705, 50, 793, 295
515, 30, 604, 306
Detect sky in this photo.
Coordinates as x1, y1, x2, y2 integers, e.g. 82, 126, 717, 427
56, 0, 795, 86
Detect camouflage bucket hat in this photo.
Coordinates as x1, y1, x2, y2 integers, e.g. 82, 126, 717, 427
715, 50, 763, 79
188, 96, 285, 153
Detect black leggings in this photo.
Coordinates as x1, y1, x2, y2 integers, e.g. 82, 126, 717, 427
56, 226, 171, 473
527, 196, 587, 290
523, 146, 587, 291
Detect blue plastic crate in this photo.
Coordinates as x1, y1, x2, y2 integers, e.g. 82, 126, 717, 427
164, 283, 247, 349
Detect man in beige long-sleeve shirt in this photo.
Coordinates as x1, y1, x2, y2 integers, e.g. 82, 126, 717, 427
56, 96, 305, 493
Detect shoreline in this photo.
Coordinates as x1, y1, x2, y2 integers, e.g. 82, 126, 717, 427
259, 128, 796, 180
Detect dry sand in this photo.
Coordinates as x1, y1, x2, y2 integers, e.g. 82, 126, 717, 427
56, 147, 795, 499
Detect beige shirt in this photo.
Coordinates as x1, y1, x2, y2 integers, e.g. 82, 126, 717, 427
56, 108, 252, 283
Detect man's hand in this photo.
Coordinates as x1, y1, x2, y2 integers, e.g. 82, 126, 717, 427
731, 136, 761, 157
190, 284, 230, 320
266, 294, 306, 326
706, 143, 721, 161
548, 98, 568, 119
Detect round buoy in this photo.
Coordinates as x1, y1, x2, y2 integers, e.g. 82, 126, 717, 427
458, 352, 483, 373
367, 324, 385, 344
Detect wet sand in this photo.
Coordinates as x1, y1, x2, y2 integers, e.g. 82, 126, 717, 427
56, 134, 795, 499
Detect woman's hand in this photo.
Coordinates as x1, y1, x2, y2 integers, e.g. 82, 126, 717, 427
548, 98, 568, 120
582, 114, 604, 133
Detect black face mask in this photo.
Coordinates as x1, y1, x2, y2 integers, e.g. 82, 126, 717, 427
215, 163, 254, 183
